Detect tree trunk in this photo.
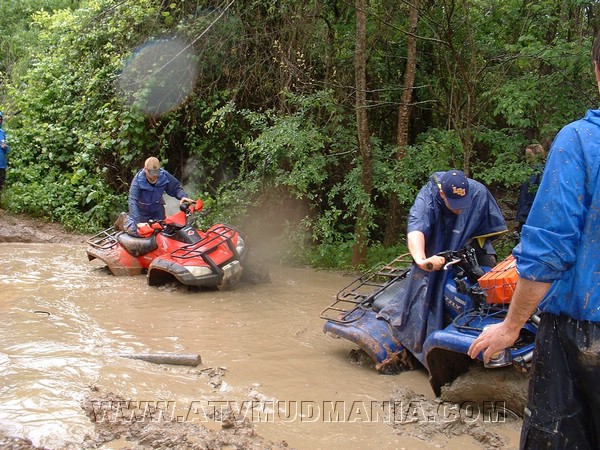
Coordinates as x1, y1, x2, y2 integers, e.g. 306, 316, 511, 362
383, 0, 420, 247
351, 0, 372, 268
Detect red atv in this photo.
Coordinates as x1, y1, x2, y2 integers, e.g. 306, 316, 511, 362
86, 200, 247, 289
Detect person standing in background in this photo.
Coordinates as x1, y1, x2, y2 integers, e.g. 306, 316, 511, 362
0, 111, 10, 196
515, 143, 546, 233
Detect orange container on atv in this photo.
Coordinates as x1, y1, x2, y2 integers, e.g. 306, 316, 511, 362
478, 255, 519, 304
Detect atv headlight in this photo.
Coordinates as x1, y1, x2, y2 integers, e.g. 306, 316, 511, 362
235, 236, 246, 255
185, 266, 214, 277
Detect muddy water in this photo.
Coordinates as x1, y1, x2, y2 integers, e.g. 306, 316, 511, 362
0, 243, 520, 449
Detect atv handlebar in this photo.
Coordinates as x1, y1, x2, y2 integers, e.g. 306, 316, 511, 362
442, 259, 461, 270
424, 258, 458, 271
422, 249, 460, 271
423, 246, 484, 281
137, 199, 204, 237
180, 199, 203, 213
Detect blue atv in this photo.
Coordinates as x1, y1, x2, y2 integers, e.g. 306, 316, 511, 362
321, 244, 538, 414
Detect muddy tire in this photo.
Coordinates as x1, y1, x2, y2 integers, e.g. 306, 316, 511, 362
216, 278, 231, 291
240, 248, 271, 284
440, 364, 530, 417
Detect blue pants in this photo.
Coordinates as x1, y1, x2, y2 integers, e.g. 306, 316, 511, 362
520, 314, 600, 449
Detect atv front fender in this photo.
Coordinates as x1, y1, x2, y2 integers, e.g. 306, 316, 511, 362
323, 309, 417, 374
423, 329, 474, 397
424, 323, 535, 396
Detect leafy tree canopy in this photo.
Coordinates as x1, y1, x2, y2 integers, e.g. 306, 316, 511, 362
0, 0, 598, 268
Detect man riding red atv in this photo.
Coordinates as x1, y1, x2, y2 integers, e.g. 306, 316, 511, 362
86, 199, 248, 290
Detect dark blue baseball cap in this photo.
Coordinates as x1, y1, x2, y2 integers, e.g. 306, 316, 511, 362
440, 170, 471, 210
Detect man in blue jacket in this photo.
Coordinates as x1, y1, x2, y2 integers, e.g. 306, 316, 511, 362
469, 34, 600, 450
377, 169, 507, 364
0, 111, 10, 193
407, 169, 507, 272
125, 156, 193, 236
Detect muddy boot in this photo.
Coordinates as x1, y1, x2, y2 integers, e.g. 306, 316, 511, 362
114, 212, 129, 232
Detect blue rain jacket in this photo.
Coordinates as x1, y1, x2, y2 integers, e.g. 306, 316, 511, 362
378, 172, 507, 364
515, 109, 600, 322
127, 168, 187, 227
0, 128, 8, 169
516, 163, 544, 224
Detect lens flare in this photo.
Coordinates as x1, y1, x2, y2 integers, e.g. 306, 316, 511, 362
117, 37, 199, 117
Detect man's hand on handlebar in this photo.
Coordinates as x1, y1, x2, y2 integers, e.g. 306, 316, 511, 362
416, 255, 446, 272
179, 197, 194, 205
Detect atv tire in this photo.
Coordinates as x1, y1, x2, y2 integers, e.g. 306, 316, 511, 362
439, 363, 530, 417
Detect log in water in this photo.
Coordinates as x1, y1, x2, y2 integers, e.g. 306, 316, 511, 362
118, 353, 202, 367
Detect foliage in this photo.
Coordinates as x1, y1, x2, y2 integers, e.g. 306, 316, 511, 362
292, 238, 408, 272
4, 0, 180, 229
1, 0, 599, 268
471, 128, 530, 187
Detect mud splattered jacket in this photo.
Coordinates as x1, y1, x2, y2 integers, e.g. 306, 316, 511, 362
128, 168, 187, 225
515, 109, 600, 321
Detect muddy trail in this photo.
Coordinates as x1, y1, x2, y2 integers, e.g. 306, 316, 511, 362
0, 211, 522, 449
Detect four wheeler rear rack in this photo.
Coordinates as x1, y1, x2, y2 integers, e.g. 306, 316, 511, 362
320, 253, 413, 324
86, 227, 119, 250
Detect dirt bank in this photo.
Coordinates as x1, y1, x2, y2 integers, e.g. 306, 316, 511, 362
0, 210, 89, 244
80, 385, 290, 450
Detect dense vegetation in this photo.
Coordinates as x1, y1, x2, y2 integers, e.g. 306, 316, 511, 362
0, 0, 598, 268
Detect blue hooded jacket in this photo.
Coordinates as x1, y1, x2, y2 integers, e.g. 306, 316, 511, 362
377, 171, 507, 364
127, 168, 188, 229
407, 172, 507, 257
0, 124, 9, 170
515, 109, 600, 321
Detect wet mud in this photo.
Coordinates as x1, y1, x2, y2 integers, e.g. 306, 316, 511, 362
0, 210, 523, 449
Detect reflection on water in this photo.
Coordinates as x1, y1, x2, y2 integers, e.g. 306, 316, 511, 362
0, 243, 498, 449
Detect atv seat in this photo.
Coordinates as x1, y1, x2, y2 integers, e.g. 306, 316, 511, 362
117, 233, 158, 257
371, 278, 407, 312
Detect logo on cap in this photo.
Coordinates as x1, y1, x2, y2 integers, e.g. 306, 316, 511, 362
452, 186, 467, 197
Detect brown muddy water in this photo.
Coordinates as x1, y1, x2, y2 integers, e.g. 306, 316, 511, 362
0, 242, 521, 449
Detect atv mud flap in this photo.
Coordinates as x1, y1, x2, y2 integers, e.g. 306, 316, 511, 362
422, 328, 475, 397
323, 309, 416, 374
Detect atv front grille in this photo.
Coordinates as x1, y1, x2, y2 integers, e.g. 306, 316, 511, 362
452, 308, 508, 333
320, 253, 413, 324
